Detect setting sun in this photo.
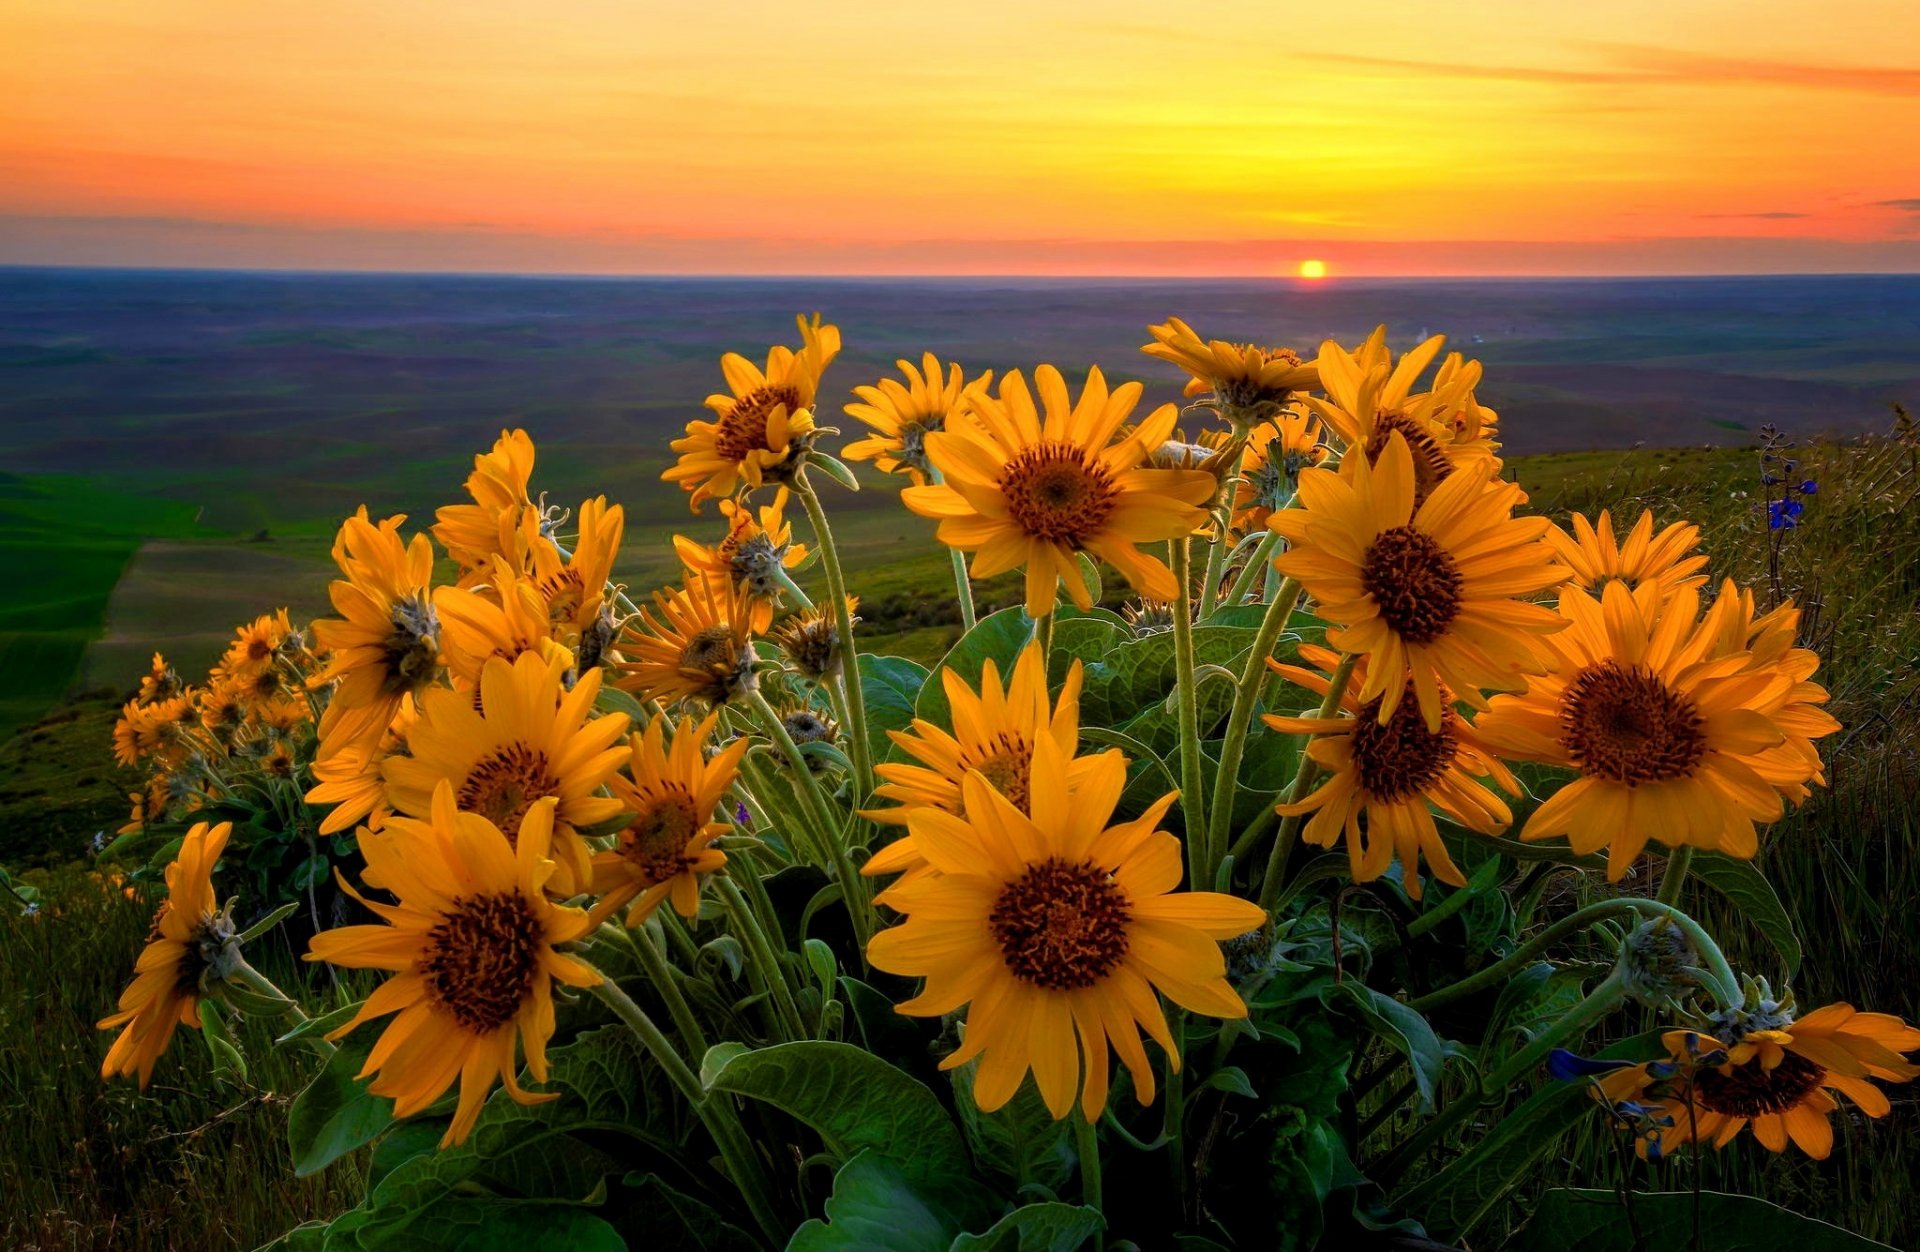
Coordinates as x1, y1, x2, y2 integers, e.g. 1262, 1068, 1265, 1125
1298, 259, 1329, 280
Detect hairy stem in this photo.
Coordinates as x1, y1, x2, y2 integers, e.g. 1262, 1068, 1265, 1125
1169, 536, 1208, 884
1205, 576, 1301, 883
1257, 652, 1358, 911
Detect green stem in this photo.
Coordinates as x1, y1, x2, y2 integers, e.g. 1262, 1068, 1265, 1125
948, 546, 977, 633
1657, 846, 1694, 907
1161, 1009, 1188, 1213
1205, 576, 1301, 882
1256, 652, 1358, 912
1198, 511, 1227, 618
1168, 537, 1207, 884
743, 689, 841, 866
589, 977, 786, 1244
1074, 1111, 1105, 1251
611, 922, 711, 1057
1221, 529, 1281, 608
735, 751, 824, 866
715, 875, 810, 1041
794, 471, 873, 805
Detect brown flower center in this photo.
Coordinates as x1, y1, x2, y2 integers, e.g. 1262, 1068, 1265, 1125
1693, 1049, 1826, 1118
714, 384, 805, 462
423, 892, 542, 1034
1351, 688, 1457, 801
963, 734, 1032, 813
620, 787, 703, 884
990, 857, 1132, 991
1363, 412, 1455, 506
1560, 661, 1707, 785
458, 744, 560, 840
1360, 526, 1464, 645
381, 594, 441, 695
1001, 442, 1118, 544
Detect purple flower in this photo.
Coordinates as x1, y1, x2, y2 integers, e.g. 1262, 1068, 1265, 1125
1547, 1048, 1634, 1081
1800, 479, 1818, 494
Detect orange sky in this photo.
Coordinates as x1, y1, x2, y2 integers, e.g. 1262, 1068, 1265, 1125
4, 0, 1919, 275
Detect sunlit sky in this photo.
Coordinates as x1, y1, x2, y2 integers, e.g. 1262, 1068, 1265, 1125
4, 0, 1919, 275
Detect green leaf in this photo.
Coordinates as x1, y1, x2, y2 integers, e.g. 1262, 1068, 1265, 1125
253, 1220, 329, 1252
321, 1196, 626, 1252
289, 1034, 394, 1177
860, 654, 930, 764
238, 900, 301, 943
706, 1041, 974, 1200
950, 1059, 1075, 1193
623, 1174, 760, 1251
949, 1203, 1104, 1251
1395, 1031, 1664, 1240
788, 1150, 958, 1252
1329, 983, 1451, 1110
594, 683, 652, 724
1516, 1189, 1896, 1252
1691, 850, 1803, 976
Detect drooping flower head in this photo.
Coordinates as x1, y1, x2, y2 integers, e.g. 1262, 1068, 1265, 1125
868, 740, 1267, 1122
1549, 509, 1708, 599
615, 574, 760, 708
433, 429, 539, 581
307, 783, 598, 1146
844, 353, 992, 485
1140, 317, 1320, 422
525, 495, 624, 653
674, 487, 808, 633
433, 557, 577, 693
1265, 645, 1518, 899
307, 694, 417, 836
664, 313, 841, 511
1274, 432, 1566, 731
769, 595, 858, 682
1308, 330, 1501, 505
309, 508, 440, 761
113, 695, 195, 768
590, 712, 748, 928
1230, 408, 1325, 534
382, 652, 629, 896
99, 821, 233, 1086
138, 651, 182, 704
1475, 581, 1829, 879
902, 365, 1216, 616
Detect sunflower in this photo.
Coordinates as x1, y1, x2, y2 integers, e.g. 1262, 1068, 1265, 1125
1694, 583, 1839, 805
1230, 408, 1325, 534
1273, 432, 1566, 732
1428, 351, 1501, 453
433, 428, 540, 581
137, 652, 182, 704
863, 643, 1107, 884
382, 652, 629, 896
113, 695, 195, 768
1474, 581, 1824, 878
664, 314, 841, 511
1549, 509, 1708, 598
1265, 644, 1518, 900
1140, 317, 1320, 420
868, 740, 1267, 1121
222, 608, 294, 680
615, 575, 759, 708
252, 695, 311, 734
310, 508, 441, 761
769, 596, 857, 681
1598, 1006, 1920, 1160
98, 821, 233, 1086
307, 696, 416, 835
844, 353, 992, 484
1308, 330, 1501, 506
673, 488, 807, 633
901, 365, 1216, 616
525, 495, 624, 649
590, 712, 747, 928
307, 783, 598, 1146
434, 558, 576, 692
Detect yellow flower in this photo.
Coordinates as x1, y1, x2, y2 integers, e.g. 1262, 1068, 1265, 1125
1266, 645, 1517, 900
1230, 408, 1325, 534
113, 695, 195, 768
434, 557, 577, 693
1475, 581, 1822, 878
1695, 581, 1840, 805
1308, 330, 1501, 506
382, 652, 629, 896
1549, 509, 1708, 598
673, 488, 808, 633
197, 680, 246, 738
308, 696, 416, 836
590, 712, 747, 927
1140, 317, 1319, 418
1273, 432, 1566, 731
902, 365, 1216, 616
1599, 1006, 1920, 1160
137, 652, 181, 704
1428, 351, 1501, 453
307, 783, 598, 1146
863, 642, 1107, 885
309, 508, 440, 761
844, 352, 992, 484
868, 740, 1267, 1121
615, 575, 759, 709
99, 821, 232, 1086
664, 314, 841, 511
768, 596, 857, 681
433, 429, 540, 581
221, 608, 294, 680
525, 495, 624, 651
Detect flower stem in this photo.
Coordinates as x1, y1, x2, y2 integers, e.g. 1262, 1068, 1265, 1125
1073, 1110, 1106, 1251
589, 976, 786, 1244
608, 921, 711, 1057
949, 546, 977, 633
1656, 846, 1694, 907
1256, 652, 1357, 911
1198, 513, 1227, 619
1221, 529, 1280, 608
1168, 536, 1208, 884
715, 875, 810, 1040
1205, 576, 1301, 883
794, 471, 873, 805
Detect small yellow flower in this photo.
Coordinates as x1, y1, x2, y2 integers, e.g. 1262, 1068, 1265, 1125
433, 429, 540, 581
1141, 317, 1319, 418
673, 488, 808, 633
309, 508, 440, 761
1549, 509, 1708, 598
590, 712, 747, 927
1230, 409, 1325, 534
844, 353, 992, 484
615, 575, 760, 709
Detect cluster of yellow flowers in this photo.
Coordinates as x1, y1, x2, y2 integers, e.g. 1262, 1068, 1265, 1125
98, 310, 1910, 1171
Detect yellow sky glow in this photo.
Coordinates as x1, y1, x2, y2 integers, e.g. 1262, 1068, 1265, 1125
4, 0, 1919, 274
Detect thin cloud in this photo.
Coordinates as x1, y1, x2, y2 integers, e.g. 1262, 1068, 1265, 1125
1877, 199, 1920, 213
1311, 45, 1920, 99
1696, 211, 1810, 220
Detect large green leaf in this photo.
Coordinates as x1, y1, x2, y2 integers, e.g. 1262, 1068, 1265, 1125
323, 1197, 626, 1252
707, 1041, 973, 1197
861, 654, 930, 764
1076, 624, 1261, 731
623, 1174, 761, 1251
1691, 850, 1803, 976
1329, 983, 1452, 1110
1517, 1189, 1896, 1252
950, 1060, 1075, 1193
949, 1203, 1104, 1251
788, 1150, 957, 1252
289, 1035, 395, 1177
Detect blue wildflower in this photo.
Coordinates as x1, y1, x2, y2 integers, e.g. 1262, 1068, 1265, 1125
1547, 1048, 1634, 1081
